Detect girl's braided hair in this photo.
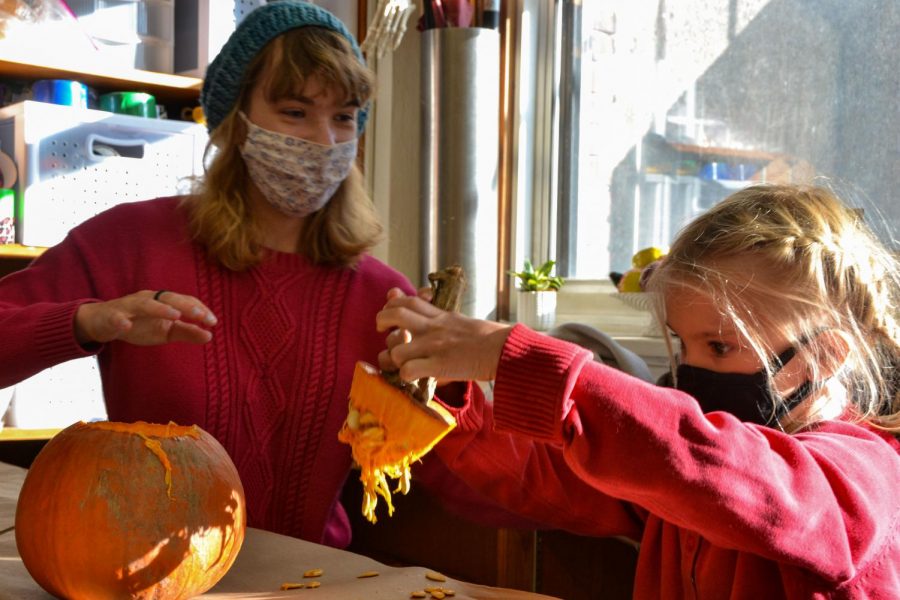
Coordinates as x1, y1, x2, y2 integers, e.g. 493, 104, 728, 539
649, 183, 900, 433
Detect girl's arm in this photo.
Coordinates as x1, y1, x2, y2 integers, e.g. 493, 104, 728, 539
429, 378, 646, 540
493, 324, 900, 582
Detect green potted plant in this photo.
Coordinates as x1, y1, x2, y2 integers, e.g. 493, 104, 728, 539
510, 259, 564, 330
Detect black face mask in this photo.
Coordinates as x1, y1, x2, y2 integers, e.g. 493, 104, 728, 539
672, 346, 817, 426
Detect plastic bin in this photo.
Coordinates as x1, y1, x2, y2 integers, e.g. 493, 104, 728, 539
2, 358, 107, 429
0, 101, 207, 248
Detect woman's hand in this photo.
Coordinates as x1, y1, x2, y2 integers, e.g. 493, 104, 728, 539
376, 288, 512, 383
74, 290, 218, 346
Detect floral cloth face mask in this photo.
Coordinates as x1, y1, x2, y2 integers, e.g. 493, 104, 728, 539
239, 113, 358, 217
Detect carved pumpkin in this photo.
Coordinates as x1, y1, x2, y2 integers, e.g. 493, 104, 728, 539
15, 420, 246, 600
338, 361, 456, 523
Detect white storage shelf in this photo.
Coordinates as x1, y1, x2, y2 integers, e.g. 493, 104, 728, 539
0, 101, 208, 430
1, 358, 107, 430
0, 11, 207, 432
0, 100, 207, 247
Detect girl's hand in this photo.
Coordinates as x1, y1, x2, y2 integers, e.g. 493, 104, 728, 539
376, 288, 512, 383
74, 290, 218, 346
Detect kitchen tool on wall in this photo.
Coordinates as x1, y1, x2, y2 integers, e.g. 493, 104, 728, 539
360, 0, 417, 58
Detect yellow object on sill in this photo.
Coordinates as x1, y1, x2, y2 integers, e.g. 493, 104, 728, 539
631, 246, 666, 269
617, 269, 643, 293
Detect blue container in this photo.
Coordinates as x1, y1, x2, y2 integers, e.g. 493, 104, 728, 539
31, 80, 89, 109
734, 163, 758, 180
700, 161, 738, 181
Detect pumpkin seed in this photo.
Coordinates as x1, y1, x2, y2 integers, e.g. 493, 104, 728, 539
347, 408, 360, 430
359, 411, 380, 426
357, 570, 380, 578
425, 571, 447, 582
303, 568, 323, 578
280, 582, 305, 590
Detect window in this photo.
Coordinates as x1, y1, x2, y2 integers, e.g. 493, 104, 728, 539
554, 0, 900, 280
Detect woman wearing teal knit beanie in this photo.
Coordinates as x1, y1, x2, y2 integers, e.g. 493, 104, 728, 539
190, 0, 378, 266
0, 0, 504, 549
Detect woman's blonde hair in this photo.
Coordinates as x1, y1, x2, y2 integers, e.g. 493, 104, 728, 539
183, 26, 382, 270
649, 184, 900, 433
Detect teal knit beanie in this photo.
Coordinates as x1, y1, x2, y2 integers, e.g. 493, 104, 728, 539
200, 1, 368, 134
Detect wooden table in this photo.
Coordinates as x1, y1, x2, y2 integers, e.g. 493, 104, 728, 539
0, 462, 559, 599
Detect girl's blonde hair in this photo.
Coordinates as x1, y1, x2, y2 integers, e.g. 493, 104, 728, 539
183, 26, 382, 270
649, 184, 900, 433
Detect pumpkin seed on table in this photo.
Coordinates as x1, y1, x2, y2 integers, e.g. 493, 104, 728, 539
280, 582, 305, 590
357, 570, 380, 578
424, 586, 455, 597
410, 593, 427, 599
303, 568, 324, 578
306, 581, 321, 588
425, 571, 447, 582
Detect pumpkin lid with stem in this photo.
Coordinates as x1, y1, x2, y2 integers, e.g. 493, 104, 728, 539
339, 265, 465, 523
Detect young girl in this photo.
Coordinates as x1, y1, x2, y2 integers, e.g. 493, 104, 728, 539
0, 1, 488, 548
377, 184, 900, 597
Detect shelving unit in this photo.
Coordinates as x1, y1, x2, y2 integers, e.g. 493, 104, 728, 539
0, 50, 204, 262
668, 141, 783, 163
0, 244, 44, 259
649, 140, 814, 185
0, 51, 205, 436
610, 135, 817, 271
0, 51, 202, 106
0, 427, 59, 441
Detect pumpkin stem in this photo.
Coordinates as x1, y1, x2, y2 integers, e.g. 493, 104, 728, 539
382, 265, 467, 404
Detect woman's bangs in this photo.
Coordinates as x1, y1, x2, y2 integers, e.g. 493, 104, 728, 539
276, 28, 372, 106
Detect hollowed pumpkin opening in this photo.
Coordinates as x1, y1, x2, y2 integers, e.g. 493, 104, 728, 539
15, 420, 246, 600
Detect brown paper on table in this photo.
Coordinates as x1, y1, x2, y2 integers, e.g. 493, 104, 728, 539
0, 463, 559, 600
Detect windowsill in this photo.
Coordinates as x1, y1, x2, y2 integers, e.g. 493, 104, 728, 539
551, 281, 672, 377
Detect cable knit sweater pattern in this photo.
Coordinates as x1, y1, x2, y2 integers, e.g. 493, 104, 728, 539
435, 325, 900, 599
0, 197, 414, 547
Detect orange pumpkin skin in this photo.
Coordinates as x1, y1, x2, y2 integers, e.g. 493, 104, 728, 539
15, 421, 246, 600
